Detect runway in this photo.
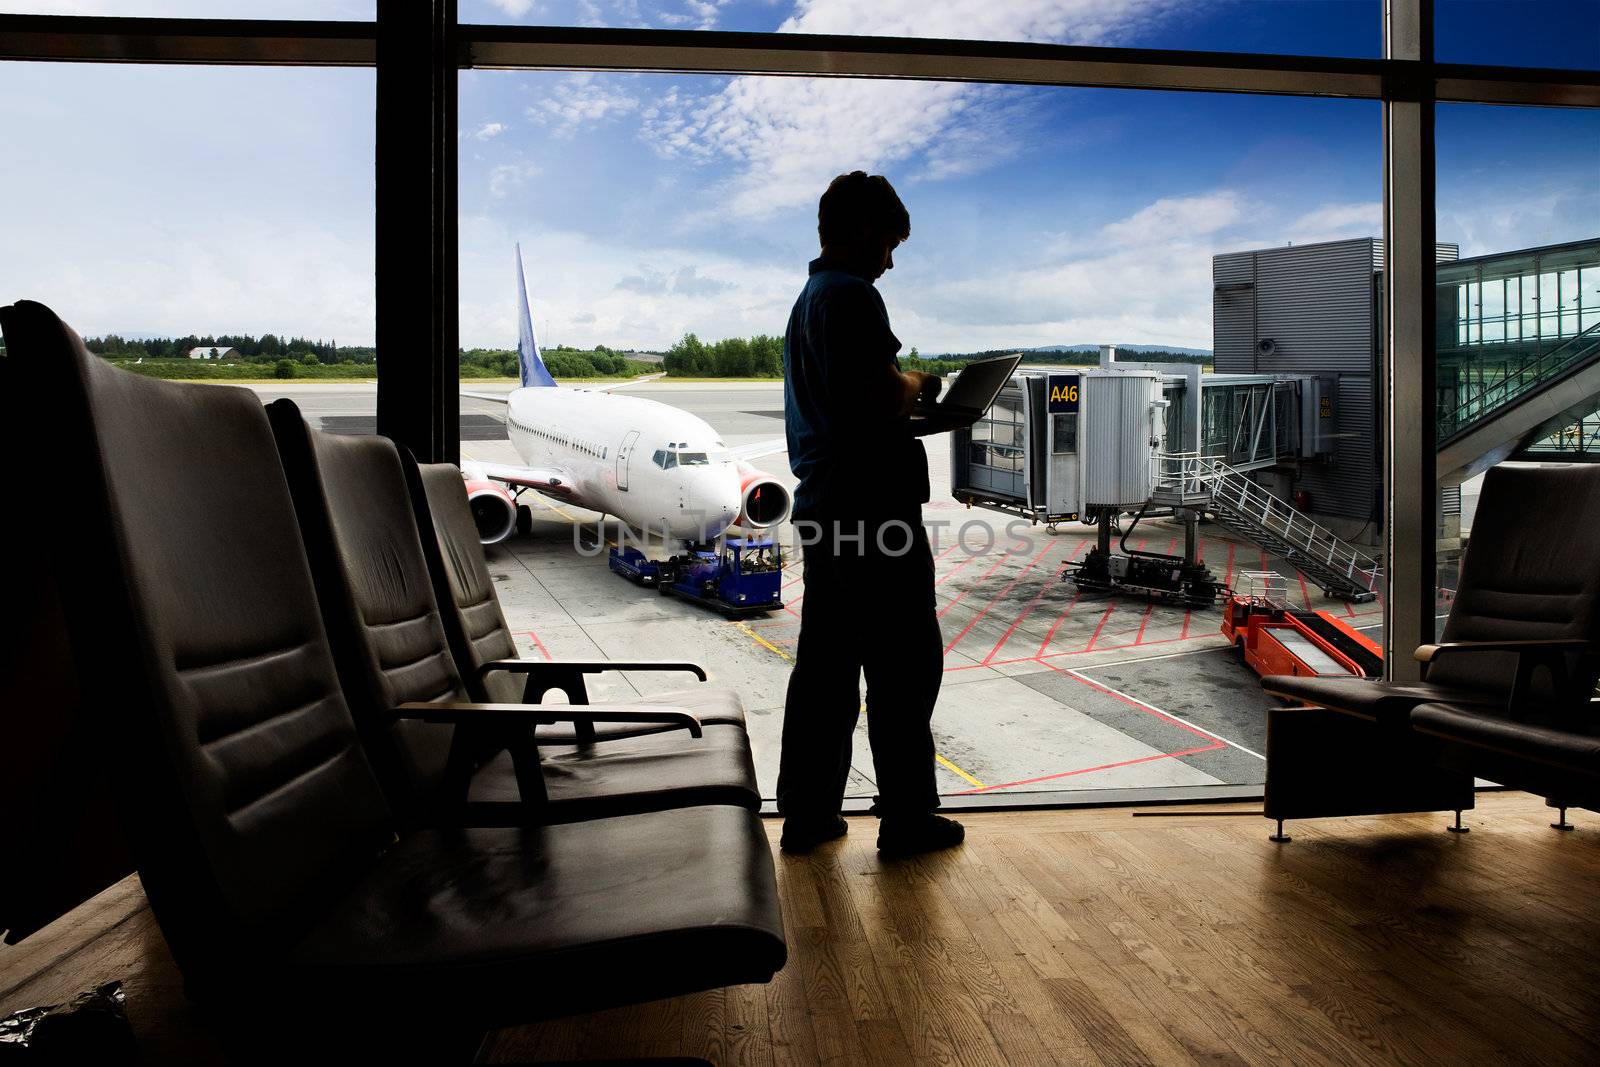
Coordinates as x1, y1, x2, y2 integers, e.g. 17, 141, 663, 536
243, 379, 1400, 805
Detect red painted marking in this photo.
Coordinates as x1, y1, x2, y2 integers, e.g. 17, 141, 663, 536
934, 550, 981, 587
1296, 570, 1313, 609
1223, 542, 1236, 587
937, 547, 1018, 620
983, 539, 1089, 665
1082, 602, 1117, 653
952, 742, 1223, 794
519, 630, 552, 661
933, 541, 962, 563
1036, 590, 1083, 657
1132, 602, 1156, 646
943, 540, 1058, 654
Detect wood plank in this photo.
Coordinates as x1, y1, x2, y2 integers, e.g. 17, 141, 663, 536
8, 794, 1600, 1066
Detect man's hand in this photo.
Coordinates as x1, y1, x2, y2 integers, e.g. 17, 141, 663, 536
896, 369, 942, 415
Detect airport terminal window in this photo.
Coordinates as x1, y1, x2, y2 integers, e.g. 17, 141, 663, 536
0, 60, 376, 431
7, 2, 1577, 813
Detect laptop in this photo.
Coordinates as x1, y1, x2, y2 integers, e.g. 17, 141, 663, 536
908, 352, 1024, 430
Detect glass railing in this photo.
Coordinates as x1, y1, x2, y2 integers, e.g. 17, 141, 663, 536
1437, 319, 1600, 441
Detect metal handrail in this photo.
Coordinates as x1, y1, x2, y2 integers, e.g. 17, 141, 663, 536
1439, 319, 1600, 438
1153, 453, 1382, 591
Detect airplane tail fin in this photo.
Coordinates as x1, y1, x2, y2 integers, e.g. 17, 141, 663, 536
516, 242, 557, 388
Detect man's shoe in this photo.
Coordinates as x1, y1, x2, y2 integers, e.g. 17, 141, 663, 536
780, 814, 848, 854
876, 814, 965, 857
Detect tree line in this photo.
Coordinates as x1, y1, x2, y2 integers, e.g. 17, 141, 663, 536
86, 332, 374, 365
461, 344, 653, 379
663, 333, 784, 378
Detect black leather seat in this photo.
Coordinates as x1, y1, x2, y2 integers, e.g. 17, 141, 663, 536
265, 401, 761, 824
1264, 464, 1600, 721
1, 300, 785, 1030
403, 457, 746, 743
1258, 463, 1600, 839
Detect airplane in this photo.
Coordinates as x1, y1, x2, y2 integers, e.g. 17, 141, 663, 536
457, 245, 791, 546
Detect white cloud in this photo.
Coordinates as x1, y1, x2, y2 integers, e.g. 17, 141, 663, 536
473, 121, 508, 140
1100, 193, 1246, 246
489, 161, 542, 198
487, 0, 535, 16
459, 218, 794, 350
528, 73, 641, 137
1284, 201, 1382, 244
638, 0, 1181, 220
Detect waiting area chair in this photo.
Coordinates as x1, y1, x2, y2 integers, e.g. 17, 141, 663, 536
266, 401, 761, 825
1260, 463, 1600, 839
402, 454, 748, 741
0, 300, 785, 1044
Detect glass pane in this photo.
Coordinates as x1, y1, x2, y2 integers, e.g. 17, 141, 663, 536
2, 61, 375, 425
463, 69, 1382, 803
460, 0, 1381, 58
1436, 103, 1600, 777
1, 1, 374, 16
1438, 0, 1600, 70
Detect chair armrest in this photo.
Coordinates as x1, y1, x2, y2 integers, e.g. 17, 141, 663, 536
478, 658, 707, 681
392, 702, 703, 737
1414, 639, 1596, 712
1413, 639, 1595, 664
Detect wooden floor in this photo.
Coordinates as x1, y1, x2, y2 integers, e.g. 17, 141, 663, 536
6, 793, 1600, 1065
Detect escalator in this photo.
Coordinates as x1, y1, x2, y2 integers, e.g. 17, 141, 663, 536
1437, 320, 1600, 483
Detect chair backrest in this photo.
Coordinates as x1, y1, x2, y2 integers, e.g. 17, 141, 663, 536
0, 301, 394, 981
266, 403, 469, 810
1434, 463, 1600, 695
402, 459, 524, 705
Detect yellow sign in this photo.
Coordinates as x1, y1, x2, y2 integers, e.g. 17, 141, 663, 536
1049, 382, 1079, 404
1319, 396, 1333, 419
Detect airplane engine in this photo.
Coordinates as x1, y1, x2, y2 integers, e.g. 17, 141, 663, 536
464, 479, 518, 544
735, 465, 792, 529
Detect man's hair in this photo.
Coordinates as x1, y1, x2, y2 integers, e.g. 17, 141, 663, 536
817, 171, 910, 248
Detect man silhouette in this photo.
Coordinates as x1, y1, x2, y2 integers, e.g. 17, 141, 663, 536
776, 171, 964, 857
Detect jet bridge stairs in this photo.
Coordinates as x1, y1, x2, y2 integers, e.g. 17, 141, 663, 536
1153, 454, 1382, 603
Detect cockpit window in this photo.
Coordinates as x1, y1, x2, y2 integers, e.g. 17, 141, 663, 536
676, 452, 709, 466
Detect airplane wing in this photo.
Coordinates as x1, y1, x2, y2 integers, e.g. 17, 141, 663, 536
461, 459, 580, 498
578, 372, 666, 393
730, 438, 788, 463
460, 372, 662, 404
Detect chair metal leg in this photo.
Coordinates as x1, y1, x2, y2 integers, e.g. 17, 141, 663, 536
1446, 809, 1470, 833
1552, 805, 1575, 831
1268, 818, 1291, 843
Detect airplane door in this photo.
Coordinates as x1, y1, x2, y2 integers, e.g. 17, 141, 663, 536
616, 429, 640, 491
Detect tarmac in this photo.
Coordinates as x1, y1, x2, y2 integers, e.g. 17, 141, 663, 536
249, 379, 1407, 806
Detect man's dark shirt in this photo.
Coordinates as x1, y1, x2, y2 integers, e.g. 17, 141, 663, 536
783, 257, 930, 521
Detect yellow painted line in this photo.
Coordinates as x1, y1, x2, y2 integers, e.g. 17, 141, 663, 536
936, 753, 986, 789
736, 621, 792, 661
860, 704, 986, 789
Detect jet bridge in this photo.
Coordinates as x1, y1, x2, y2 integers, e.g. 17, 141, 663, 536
951, 361, 1328, 529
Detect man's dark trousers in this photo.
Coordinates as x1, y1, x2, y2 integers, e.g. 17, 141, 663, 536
777, 513, 942, 821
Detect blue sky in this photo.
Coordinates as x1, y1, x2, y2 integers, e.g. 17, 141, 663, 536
2, 1, 1595, 351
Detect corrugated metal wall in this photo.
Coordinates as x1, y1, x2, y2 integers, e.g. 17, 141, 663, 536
1212, 239, 1379, 520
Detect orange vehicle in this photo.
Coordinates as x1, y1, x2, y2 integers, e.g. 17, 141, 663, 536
1222, 572, 1382, 680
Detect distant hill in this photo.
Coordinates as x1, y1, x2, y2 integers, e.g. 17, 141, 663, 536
1024, 343, 1213, 358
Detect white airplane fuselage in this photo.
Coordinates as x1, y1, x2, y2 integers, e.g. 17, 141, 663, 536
505, 386, 745, 542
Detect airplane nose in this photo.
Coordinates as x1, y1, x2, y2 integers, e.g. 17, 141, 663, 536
683, 472, 739, 540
